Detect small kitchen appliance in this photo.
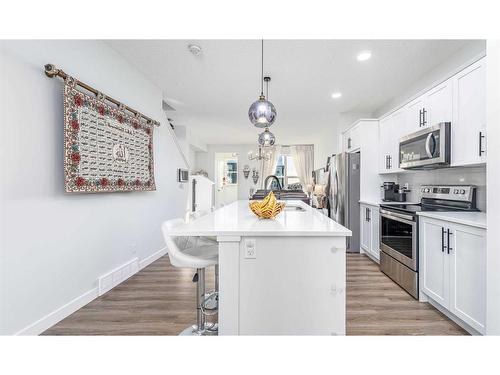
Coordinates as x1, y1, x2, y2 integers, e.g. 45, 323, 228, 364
381, 182, 407, 202
379, 185, 478, 299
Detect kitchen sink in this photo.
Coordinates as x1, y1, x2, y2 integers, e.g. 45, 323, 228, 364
283, 205, 306, 212
250, 189, 310, 204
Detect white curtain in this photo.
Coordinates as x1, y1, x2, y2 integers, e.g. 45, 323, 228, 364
261, 145, 281, 189
291, 145, 314, 190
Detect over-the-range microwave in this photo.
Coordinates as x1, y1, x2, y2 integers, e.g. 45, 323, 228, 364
399, 122, 451, 169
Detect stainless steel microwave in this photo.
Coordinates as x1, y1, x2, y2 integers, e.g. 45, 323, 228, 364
399, 122, 451, 169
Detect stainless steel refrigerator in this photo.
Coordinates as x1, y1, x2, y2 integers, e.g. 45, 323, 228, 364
327, 152, 360, 252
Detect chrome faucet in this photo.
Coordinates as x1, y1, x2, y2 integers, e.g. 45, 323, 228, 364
264, 175, 282, 190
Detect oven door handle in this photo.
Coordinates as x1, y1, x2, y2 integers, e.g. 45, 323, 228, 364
380, 209, 416, 223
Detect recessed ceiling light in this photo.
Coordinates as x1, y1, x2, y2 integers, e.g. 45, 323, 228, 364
357, 50, 372, 61
331, 92, 342, 99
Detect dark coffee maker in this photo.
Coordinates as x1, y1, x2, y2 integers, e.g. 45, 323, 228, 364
381, 182, 407, 202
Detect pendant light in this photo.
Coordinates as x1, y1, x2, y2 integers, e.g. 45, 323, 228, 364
248, 39, 277, 128
258, 127, 275, 147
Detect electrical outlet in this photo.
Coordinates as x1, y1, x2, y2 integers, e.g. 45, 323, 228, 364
244, 239, 257, 259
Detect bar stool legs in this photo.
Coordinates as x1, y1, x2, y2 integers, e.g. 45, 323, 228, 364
180, 267, 218, 336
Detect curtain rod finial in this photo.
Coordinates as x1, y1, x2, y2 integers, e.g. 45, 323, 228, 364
44, 64, 58, 78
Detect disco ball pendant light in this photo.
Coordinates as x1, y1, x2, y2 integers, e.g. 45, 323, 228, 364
248, 40, 277, 128
258, 127, 276, 147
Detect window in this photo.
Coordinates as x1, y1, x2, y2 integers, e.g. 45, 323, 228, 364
226, 160, 238, 184
271, 155, 302, 190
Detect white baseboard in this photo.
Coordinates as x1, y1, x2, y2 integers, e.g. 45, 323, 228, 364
99, 257, 140, 296
139, 246, 168, 270
15, 287, 99, 336
14, 246, 168, 336
427, 297, 482, 336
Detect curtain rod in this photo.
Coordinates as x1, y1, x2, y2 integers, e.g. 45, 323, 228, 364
44, 64, 160, 127
278, 144, 314, 147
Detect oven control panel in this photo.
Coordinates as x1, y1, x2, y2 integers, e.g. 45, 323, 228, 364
420, 185, 475, 202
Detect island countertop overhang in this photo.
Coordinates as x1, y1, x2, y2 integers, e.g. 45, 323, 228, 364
166, 200, 352, 237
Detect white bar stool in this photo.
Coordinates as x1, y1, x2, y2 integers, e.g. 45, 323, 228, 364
162, 218, 219, 335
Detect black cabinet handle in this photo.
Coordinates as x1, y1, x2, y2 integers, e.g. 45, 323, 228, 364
422, 108, 427, 126
479, 131, 485, 156
441, 227, 446, 252
388, 155, 392, 169
348, 137, 351, 149
367, 208, 370, 222
447, 229, 453, 254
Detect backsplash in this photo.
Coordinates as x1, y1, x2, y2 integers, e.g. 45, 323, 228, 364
395, 166, 487, 211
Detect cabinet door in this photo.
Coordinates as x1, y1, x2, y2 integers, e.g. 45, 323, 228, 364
349, 124, 361, 151
406, 95, 425, 132
452, 58, 486, 166
342, 129, 351, 152
424, 80, 453, 127
369, 207, 380, 260
419, 218, 449, 307
379, 116, 392, 172
360, 206, 371, 251
449, 224, 486, 334
389, 109, 406, 171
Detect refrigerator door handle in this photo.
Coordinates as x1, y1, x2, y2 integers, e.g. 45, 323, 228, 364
333, 170, 339, 216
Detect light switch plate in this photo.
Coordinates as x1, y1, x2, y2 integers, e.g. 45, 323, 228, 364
244, 239, 257, 259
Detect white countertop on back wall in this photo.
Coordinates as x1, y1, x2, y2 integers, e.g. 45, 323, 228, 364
417, 211, 487, 229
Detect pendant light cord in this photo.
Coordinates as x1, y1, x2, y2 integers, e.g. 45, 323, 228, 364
261, 39, 264, 96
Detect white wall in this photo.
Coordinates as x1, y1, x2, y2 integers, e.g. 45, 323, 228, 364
195, 144, 262, 200
0, 41, 188, 335
486, 40, 500, 335
374, 40, 486, 118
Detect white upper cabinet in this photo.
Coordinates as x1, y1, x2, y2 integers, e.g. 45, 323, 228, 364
405, 79, 452, 134
342, 123, 361, 152
378, 115, 392, 172
376, 57, 485, 172
406, 95, 426, 133
379, 109, 405, 173
424, 80, 453, 127
452, 58, 486, 166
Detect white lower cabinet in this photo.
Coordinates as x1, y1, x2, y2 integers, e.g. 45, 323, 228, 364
360, 204, 380, 261
419, 216, 486, 334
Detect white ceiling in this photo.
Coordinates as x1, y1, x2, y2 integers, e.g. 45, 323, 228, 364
107, 40, 473, 145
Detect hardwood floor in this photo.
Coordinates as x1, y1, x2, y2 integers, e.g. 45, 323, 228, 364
43, 253, 466, 335
346, 253, 465, 335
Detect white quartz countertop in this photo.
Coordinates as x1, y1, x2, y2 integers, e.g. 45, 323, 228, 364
417, 211, 487, 229
167, 200, 352, 237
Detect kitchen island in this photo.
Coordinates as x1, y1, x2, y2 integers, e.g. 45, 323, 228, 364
167, 200, 351, 335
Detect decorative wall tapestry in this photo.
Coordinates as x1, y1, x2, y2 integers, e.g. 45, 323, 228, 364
62, 76, 157, 193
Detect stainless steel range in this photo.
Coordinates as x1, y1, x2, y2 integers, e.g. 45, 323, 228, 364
379, 185, 478, 299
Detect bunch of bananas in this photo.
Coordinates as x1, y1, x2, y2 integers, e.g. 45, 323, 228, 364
249, 191, 286, 219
